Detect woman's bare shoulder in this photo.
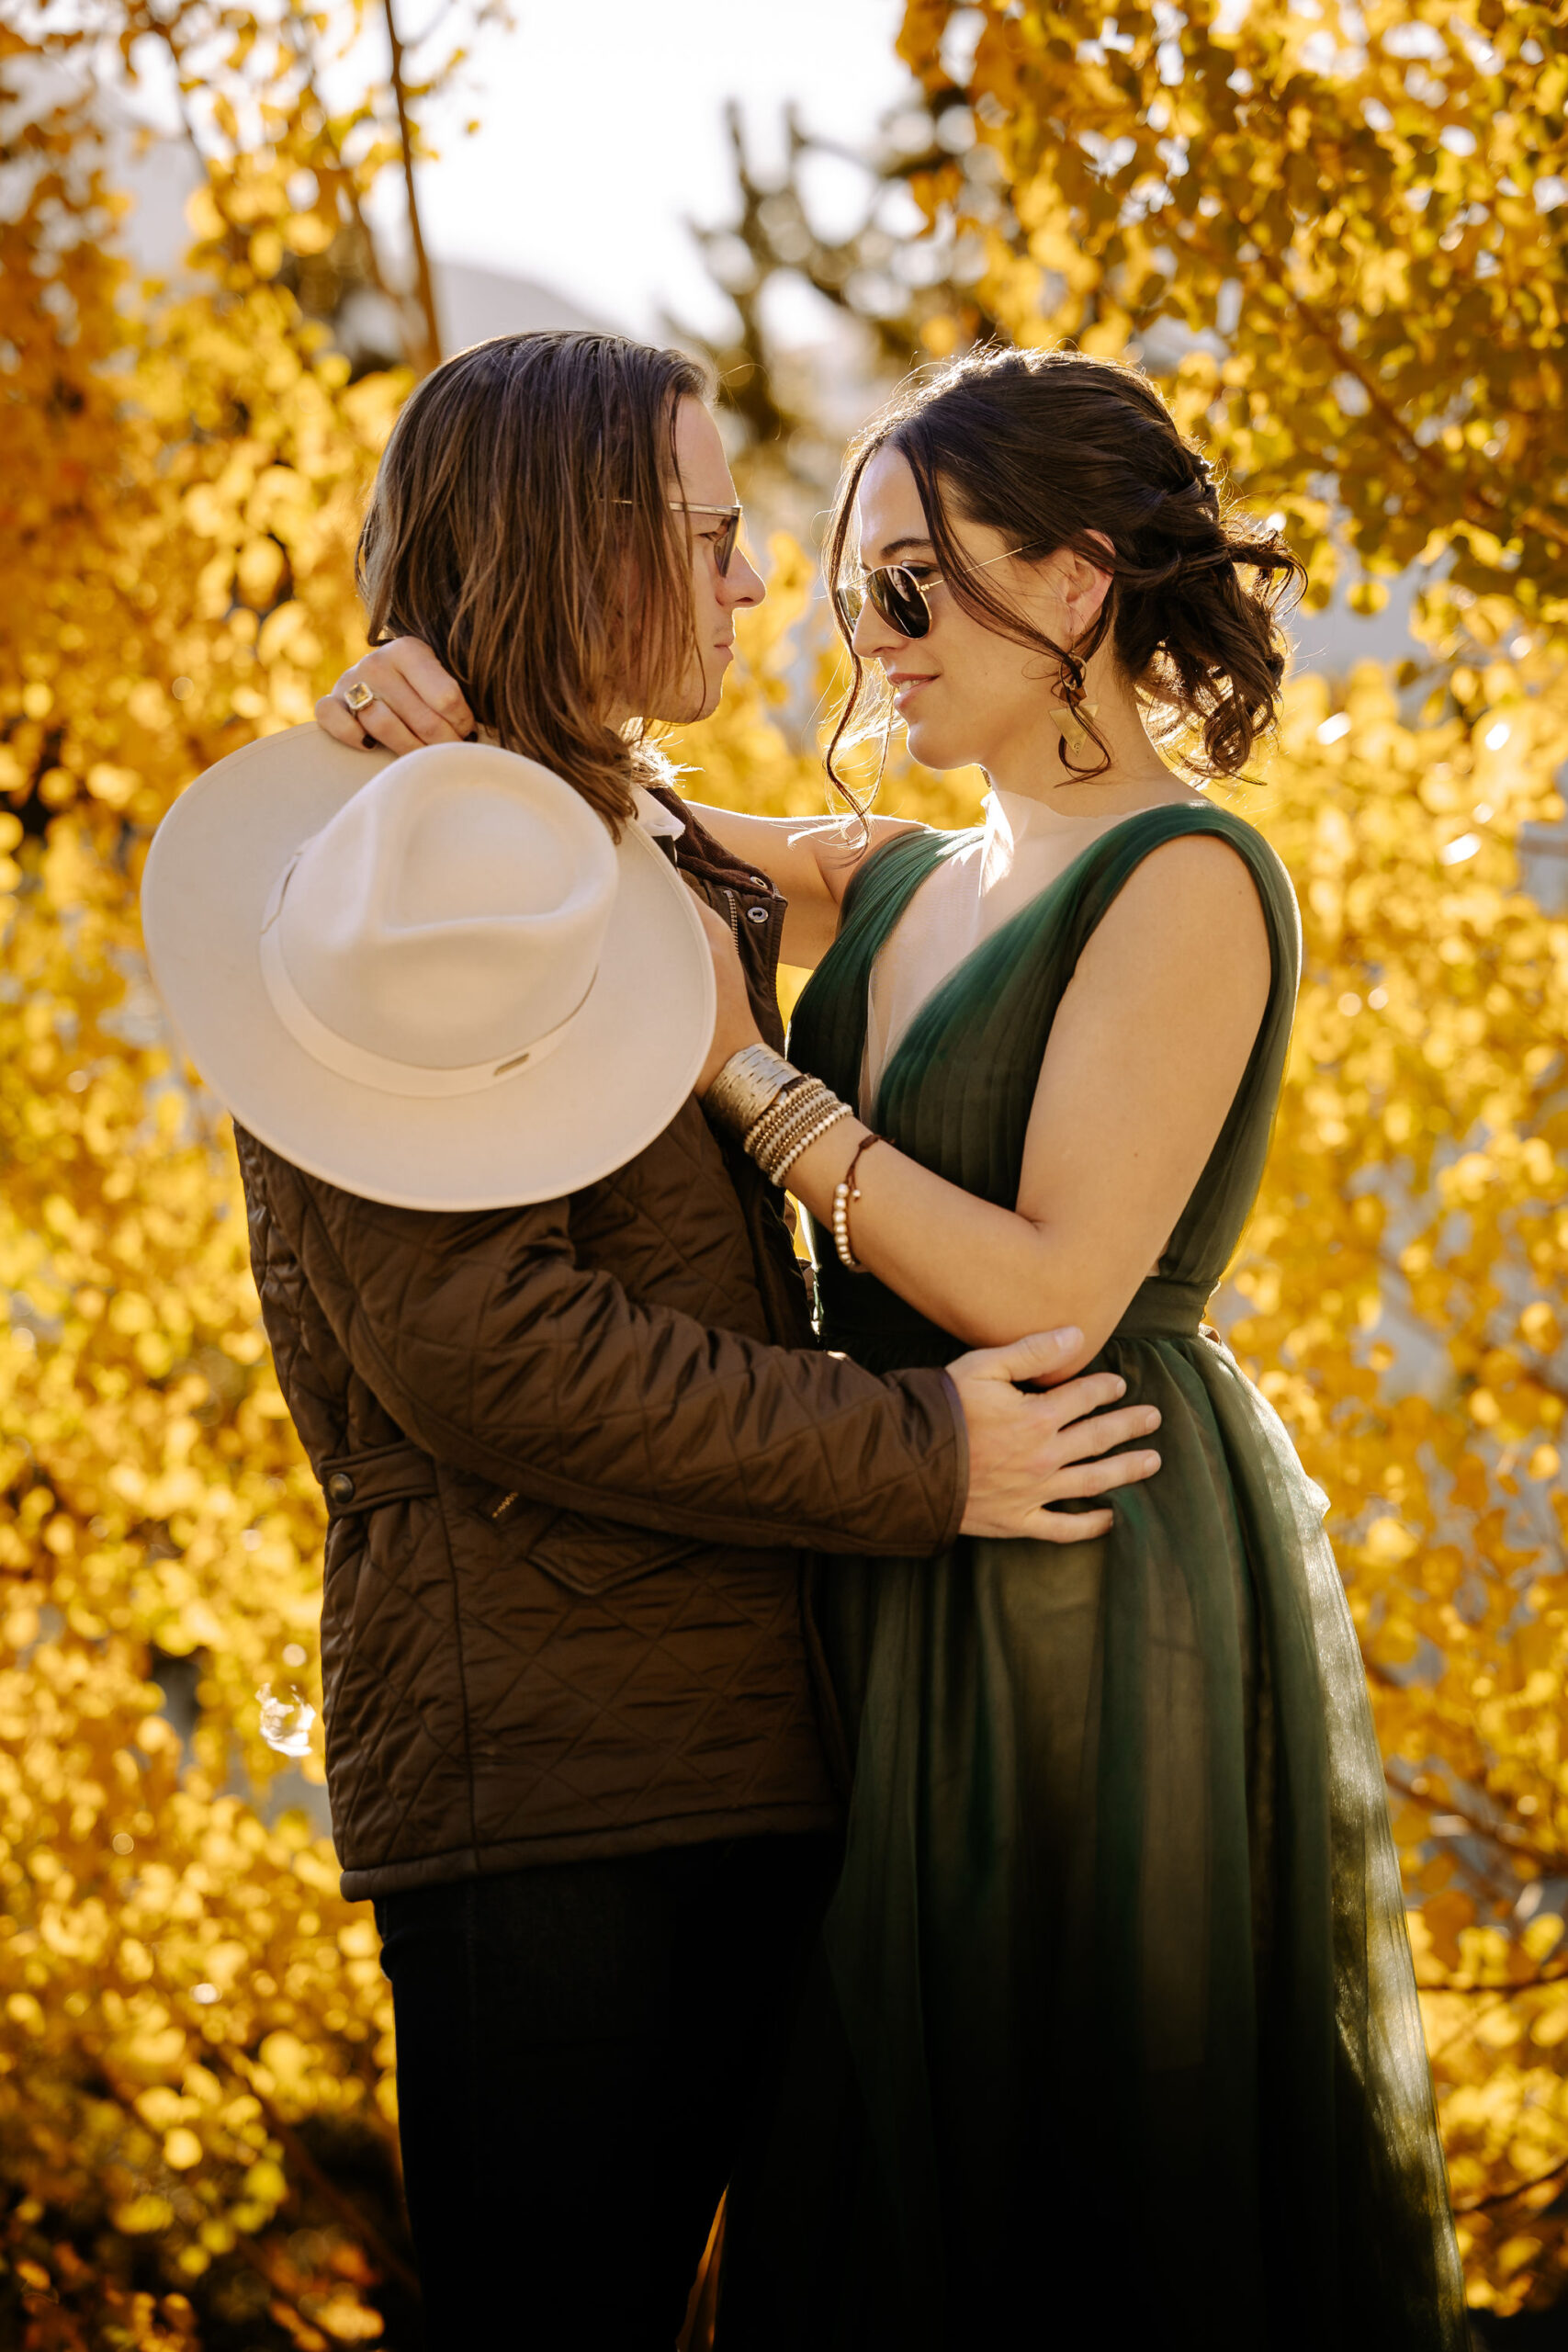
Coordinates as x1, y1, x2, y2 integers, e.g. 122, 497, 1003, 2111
1082, 828, 1272, 994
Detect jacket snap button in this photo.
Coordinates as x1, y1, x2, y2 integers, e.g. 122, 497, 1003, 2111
746, 903, 770, 924
326, 1472, 355, 1506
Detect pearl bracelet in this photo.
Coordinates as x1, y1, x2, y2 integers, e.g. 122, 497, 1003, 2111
831, 1133, 885, 1270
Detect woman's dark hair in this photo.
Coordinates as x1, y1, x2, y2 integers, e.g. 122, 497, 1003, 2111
358, 331, 709, 833
826, 344, 1304, 795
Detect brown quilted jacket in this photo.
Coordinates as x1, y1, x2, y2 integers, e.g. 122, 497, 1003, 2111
237, 794, 966, 1899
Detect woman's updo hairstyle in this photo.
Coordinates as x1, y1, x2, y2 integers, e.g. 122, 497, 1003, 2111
826, 344, 1305, 789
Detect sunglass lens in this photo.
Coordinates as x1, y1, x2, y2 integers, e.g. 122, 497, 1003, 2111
716, 510, 740, 576
867, 568, 931, 639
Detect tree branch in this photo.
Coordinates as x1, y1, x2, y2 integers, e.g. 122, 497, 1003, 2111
382, 0, 441, 377
1383, 1759, 1565, 1875
1282, 283, 1566, 556
96, 2052, 420, 2302
1453, 2150, 1568, 2215
236, 2064, 422, 2300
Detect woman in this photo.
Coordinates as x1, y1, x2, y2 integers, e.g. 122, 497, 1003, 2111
323, 347, 1465, 2346
704, 350, 1468, 2349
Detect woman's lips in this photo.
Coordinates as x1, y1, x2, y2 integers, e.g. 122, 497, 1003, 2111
890, 675, 933, 708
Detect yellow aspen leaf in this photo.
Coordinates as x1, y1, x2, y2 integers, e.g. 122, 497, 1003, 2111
1363, 1517, 1420, 1566
112, 2197, 175, 2236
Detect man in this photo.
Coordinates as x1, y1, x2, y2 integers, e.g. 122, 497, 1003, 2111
150, 331, 1159, 2348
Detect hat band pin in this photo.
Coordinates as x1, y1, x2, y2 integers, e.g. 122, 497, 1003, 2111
258, 853, 594, 1101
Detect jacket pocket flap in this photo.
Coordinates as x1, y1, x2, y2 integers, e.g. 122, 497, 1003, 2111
528, 1512, 709, 1598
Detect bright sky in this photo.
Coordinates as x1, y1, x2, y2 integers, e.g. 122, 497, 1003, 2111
400, 0, 915, 339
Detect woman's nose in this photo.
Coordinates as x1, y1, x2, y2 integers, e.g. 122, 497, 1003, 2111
851, 594, 899, 663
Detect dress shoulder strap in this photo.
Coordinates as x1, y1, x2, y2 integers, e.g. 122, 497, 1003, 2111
789, 826, 969, 1112
837, 824, 961, 954
1057, 801, 1301, 1003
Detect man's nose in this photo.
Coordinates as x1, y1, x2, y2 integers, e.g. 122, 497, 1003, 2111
719, 548, 766, 610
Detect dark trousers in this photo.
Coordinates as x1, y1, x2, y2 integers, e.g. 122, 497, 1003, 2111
377, 1833, 839, 2351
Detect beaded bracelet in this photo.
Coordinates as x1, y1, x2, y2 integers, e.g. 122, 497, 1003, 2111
772, 1102, 852, 1186
746, 1080, 842, 1179
831, 1133, 885, 1270
742, 1071, 833, 1154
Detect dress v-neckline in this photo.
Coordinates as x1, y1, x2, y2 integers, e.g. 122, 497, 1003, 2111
862, 808, 1172, 1124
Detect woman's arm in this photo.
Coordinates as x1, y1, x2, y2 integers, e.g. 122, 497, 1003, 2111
315, 638, 927, 969
774, 833, 1273, 1373
682, 802, 923, 967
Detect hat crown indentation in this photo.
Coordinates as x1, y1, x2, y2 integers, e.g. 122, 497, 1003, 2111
274, 745, 616, 1075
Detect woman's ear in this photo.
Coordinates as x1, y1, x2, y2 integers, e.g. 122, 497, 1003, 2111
1058, 537, 1114, 639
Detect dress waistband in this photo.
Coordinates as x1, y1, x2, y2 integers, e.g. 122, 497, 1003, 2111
816, 1265, 1216, 1367
1112, 1275, 1213, 1340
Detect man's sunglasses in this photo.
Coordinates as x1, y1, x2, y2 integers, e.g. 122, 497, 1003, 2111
835, 542, 1035, 641
616, 498, 742, 576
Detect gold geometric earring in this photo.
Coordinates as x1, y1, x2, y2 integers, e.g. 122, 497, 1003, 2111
1049, 700, 1100, 756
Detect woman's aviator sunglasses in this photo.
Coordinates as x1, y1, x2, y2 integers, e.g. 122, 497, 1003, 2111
615, 497, 742, 575
836, 542, 1035, 641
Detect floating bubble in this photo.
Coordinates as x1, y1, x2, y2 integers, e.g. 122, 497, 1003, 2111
257, 1682, 316, 1758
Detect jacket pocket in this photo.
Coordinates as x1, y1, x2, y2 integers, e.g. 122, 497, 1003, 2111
459, 1476, 716, 1597
527, 1511, 711, 1598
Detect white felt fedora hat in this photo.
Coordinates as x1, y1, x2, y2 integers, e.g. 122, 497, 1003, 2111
141, 728, 715, 1211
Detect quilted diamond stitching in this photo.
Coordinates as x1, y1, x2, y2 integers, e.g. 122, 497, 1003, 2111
233, 939, 960, 1885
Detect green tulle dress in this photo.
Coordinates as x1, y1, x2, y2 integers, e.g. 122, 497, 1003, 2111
716, 807, 1467, 2350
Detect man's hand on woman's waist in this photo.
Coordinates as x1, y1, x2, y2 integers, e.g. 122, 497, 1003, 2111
950, 1327, 1160, 1543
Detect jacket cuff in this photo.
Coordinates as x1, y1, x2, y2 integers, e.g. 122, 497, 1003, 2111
931, 1366, 968, 1550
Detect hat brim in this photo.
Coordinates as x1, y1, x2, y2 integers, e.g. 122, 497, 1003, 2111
141, 728, 716, 1212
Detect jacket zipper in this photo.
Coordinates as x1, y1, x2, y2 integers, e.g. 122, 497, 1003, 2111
722, 887, 741, 946
760, 888, 786, 1039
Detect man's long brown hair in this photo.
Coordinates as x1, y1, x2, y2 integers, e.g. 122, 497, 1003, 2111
357, 331, 708, 832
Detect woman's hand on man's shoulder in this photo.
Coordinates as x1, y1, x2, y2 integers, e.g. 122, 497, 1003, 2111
316, 638, 475, 755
